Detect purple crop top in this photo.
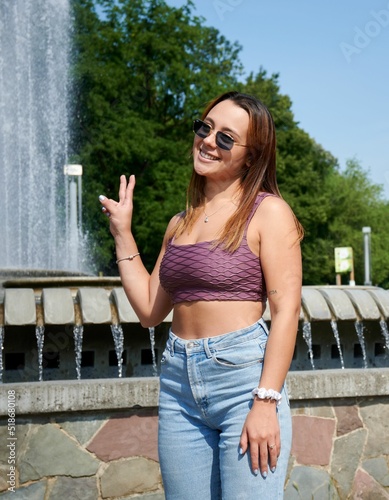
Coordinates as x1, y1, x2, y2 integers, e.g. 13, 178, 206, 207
159, 192, 274, 304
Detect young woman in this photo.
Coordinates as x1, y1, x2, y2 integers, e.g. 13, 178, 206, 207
99, 91, 302, 499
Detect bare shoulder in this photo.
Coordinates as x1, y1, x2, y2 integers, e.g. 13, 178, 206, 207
257, 195, 296, 222
162, 212, 185, 242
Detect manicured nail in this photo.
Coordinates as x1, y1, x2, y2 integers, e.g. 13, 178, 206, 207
271, 466, 276, 473
261, 471, 267, 478
99, 195, 106, 201
254, 469, 259, 476
239, 448, 244, 455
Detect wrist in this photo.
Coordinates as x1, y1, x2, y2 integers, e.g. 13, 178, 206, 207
251, 387, 282, 406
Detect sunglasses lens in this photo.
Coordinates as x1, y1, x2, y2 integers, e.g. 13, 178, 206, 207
216, 132, 234, 151
193, 119, 210, 138
193, 119, 235, 151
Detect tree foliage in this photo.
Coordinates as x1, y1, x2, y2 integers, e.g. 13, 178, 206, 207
71, 0, 389, 287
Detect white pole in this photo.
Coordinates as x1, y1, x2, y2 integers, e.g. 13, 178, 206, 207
362, 227, 372, 286
69, 178, 79, 269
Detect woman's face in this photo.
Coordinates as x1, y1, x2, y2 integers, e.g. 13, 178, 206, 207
193, 99, 250, 183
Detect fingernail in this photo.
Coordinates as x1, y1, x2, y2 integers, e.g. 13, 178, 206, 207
261, 471, 267, 478
254, 469, 259, 476
239, 448, 244, 455
271, 466, 276, 473
99, 195, 106, 201
101, 207, 106, 212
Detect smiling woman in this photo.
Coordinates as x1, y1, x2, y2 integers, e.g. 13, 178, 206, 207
99, 90, 303, 499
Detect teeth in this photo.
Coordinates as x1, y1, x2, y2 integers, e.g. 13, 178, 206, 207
200, 149, 219, 161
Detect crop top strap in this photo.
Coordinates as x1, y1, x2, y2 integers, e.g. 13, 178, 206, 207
243, 192, 275, 236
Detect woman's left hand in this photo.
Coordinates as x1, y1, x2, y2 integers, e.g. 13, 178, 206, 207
239, 399, 280, 477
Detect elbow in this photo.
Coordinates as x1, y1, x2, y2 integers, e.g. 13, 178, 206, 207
140, 318, 158, 329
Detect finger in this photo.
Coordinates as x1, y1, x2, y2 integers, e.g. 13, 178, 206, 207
118, 175, 128, 202
249, 443, 260, 476
239, 431, 248, 456
123, 174, 136, 205
98, 195, 116, 213
101, 206, 111, 217
268, 443, 278, 472
259, 442, 270, 477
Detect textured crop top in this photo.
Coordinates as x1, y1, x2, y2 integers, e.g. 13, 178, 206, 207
159, 192, 275, 304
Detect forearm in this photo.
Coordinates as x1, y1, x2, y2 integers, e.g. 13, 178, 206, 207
258, 309, 300, 392
114, 232, 171, 327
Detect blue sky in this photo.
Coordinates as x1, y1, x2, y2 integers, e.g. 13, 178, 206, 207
166, 0, 389, 199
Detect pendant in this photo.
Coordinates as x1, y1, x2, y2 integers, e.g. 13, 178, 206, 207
204, 216, 209, 223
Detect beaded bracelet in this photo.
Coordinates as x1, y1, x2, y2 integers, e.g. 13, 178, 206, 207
252, 387, 282, 406
116, 253, 140, 264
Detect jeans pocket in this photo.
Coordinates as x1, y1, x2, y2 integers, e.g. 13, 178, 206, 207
212, 338, 266, 369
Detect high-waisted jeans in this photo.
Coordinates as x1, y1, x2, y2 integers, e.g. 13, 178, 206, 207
158, 319, 292, 499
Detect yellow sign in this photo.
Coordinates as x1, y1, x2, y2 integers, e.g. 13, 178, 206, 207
334, 247, 353, 273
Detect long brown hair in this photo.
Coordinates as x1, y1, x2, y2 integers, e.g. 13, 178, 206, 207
171, 91, 303, 249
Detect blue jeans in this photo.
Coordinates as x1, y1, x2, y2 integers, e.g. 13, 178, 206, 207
158, 319, 292, 499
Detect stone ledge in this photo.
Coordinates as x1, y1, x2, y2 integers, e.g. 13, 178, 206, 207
0, 368, 388, 416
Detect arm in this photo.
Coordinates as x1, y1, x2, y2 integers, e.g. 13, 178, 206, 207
239, 196, 302, 477
99, 175, 174, 327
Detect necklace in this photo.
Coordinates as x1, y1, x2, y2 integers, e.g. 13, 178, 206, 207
203, 201, 231, 223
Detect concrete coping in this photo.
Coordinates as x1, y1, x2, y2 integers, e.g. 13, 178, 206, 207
1, 368, 388, 416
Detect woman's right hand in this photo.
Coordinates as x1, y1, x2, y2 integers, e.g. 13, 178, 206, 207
99, 174, 136, 239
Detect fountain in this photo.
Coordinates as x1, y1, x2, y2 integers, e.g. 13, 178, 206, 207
0, 0, 90, 273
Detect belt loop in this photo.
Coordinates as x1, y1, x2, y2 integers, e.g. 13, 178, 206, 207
204, 338, 212, 359
169, 333, 177, 357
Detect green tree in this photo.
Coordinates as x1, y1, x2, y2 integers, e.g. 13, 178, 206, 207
71, 0, 243, 272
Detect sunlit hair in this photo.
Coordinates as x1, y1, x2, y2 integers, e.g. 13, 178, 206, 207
170, 91, 303, 250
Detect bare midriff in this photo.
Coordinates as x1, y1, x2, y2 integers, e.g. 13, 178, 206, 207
170, 300, 266, 339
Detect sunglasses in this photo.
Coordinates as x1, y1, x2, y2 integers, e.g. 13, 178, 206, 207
193, 119, 248, 151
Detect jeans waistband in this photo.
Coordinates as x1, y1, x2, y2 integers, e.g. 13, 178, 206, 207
167, 318, 268, 358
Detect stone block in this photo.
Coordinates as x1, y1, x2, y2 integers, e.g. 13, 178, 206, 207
4, 289, 36, 326
87, 411, 158, 462
331, 428, 367, 497
360, 399, 389, 457
76, 288, 111, 324
284, 465, 340, 499
100, 456, 161, 498
42, 288, 75, 325
302, 288, 332, 321
0, 480, 47, 499
19, 423, 99, 482
48, 476, 98, 500
363, 457, 389, 487
350, 468, 389, 500
291, 415, 335, 466
334, 403, 363, 436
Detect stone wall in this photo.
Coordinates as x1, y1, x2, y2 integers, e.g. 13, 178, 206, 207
0, 369, 388, 499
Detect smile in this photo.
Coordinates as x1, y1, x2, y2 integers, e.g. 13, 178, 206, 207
199, 148, 220, 161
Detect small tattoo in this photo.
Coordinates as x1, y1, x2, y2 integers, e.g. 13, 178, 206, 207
269, 290, 277, 295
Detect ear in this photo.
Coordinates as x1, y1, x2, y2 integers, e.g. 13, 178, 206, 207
246, 153, 253, 168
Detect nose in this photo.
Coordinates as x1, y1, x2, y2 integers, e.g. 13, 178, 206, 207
201, 130, 217, 148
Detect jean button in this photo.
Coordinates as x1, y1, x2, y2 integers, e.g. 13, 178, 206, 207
187, 342, 195, 348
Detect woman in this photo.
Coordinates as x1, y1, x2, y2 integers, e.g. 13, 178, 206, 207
99, 91, 302, 499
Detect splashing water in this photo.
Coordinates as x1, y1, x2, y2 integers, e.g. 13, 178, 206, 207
0, 0, 90, 271
302, 321, 315, 369
148, 327, 158, 377
110, 324, 124, 378
379, 320, 389, 354
330, 320, 345, 369
355, 321, 368, 369
73, 325, 84, 380
35, 326, 45, 381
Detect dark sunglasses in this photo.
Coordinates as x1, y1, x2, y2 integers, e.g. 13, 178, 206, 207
193, 119, 248, 151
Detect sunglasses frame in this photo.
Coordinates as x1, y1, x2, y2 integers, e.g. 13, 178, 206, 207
193, 119, 248, 151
